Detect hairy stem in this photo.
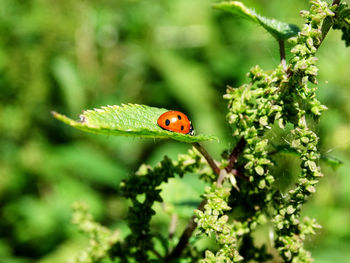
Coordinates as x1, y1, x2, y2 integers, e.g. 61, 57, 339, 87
226, 138, 246, 172
278, 40, 287, 70
224, 138, 249, 183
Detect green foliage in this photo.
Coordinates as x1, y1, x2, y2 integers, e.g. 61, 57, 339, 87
55, 0, 346, 262
1, 0, 350, 263
53, 104, 218, 143
214, 1, 300, 40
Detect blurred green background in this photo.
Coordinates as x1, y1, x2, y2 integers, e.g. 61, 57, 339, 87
0, 0, 349, 262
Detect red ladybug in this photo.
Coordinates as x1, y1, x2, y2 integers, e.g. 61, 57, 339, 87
157, 111, 194, 135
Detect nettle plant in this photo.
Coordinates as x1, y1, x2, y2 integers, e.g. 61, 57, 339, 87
54, 1, 350, 262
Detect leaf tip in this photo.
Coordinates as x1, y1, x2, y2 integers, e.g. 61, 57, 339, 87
52, 111, 75, 125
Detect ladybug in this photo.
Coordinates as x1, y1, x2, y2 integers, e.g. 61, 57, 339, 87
157, 111, 194, 135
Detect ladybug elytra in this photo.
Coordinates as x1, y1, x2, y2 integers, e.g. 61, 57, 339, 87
157, 111, 194, 135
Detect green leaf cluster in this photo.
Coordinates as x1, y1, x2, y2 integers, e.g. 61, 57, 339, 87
52, 1, 345, 262
1, 0, 349, 262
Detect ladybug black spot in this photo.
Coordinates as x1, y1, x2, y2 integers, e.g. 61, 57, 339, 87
181, 125, 184, 131
165, 119, 170, 126
177, 115, 182, 120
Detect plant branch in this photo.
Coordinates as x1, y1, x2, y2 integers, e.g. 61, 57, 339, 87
278, 40, 287, 70
213, 138, 248, 186
224, 137, 249, 182
226, 138, 246, 172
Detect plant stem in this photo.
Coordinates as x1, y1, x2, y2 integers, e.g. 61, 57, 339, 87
165, 199, 207, 261
278, 40, 287, 71
192, 142, 221, 176
224, 138, 249, 183
226, 138, 246, 172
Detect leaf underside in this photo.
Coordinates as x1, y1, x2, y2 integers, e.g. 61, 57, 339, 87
52, 104, 218, 143
214, 1, 300, 40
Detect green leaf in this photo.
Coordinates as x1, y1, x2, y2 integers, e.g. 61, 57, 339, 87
52, 104, 218, 143
214, 1, 300, 40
